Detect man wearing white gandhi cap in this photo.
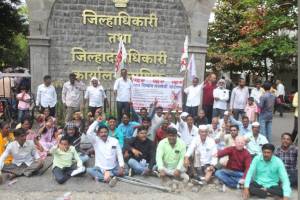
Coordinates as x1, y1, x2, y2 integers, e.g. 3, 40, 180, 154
244, 121, 268, 157
184, 124, 218, 183
84, 77, 107, 117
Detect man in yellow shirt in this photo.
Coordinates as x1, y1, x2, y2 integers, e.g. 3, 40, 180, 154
0, 122, 14, 164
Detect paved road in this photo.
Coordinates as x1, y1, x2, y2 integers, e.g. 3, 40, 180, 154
0, 113, 297, 200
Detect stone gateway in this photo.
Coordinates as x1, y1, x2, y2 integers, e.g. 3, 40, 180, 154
26, 0, 216, 91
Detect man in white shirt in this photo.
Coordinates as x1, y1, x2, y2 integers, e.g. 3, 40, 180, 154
275, 79, 285, 117
84, 77, 107, 117
230, 78, 249, 120
62, 73, 86, 122
0, 128, 43, 179
184, 125, 218, 183
114, 69, 132, 123
184, 77, 202, 117
213, 79, 229, 118
244, 122, 268, 157
86, 119, 126, 183
176, 113, 198, 147
36, 75, 57, 117
250, 80, 264, 104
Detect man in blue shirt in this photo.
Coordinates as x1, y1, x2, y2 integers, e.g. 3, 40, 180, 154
117, 113, 140, 141
229, 115, 252, 136
258, 82, 275, 142
243, 143, 291, 200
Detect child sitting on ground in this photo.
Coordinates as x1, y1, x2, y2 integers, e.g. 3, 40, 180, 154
63, 122, 89, 164
50, 135, 85, 184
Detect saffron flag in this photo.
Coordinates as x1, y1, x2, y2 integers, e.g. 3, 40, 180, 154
115, 39, 127, 77
187, 53, 197, 81
180, 35, 188, 72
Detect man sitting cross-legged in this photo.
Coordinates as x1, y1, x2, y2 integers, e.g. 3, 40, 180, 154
51, 135, 85, 184
124, 126, 155, 176
86, 117, 126, 184
156, 127, 189, 182
243, 143, 291, 200
184, 125, 217, 184
0, 128, 43, 181
215, 136, 252, 189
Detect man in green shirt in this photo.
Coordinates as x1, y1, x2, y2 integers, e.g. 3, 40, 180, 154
243, 143, 291, 200
156, 127, 189, 182
50, 135, 85, 184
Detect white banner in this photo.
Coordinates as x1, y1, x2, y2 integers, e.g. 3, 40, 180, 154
131, 76, 184, 111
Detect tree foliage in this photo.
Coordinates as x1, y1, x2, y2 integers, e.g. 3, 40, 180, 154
207, 0, 297, 78
0, 0, 28, 68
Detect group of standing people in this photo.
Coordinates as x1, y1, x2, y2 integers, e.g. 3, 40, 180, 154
184, 73, 295, 143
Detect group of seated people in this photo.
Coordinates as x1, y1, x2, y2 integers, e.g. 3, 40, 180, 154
0, 102, 297, 200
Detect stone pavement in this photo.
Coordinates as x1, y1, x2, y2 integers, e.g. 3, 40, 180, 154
0, 113, 297, 200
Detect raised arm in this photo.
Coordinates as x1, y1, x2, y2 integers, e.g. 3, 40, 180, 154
86, 120, 98, 143
229, 115, 242, 126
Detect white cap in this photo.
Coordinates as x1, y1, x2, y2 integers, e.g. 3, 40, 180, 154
91, 77, 98, 81
224, 111, 229, 115
180, 112, 189, 118
252, 122, 260, 127
198, 125, 208, 131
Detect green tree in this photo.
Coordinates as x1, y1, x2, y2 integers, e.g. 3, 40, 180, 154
0, 0, 29, 68
207, 0, 297, 79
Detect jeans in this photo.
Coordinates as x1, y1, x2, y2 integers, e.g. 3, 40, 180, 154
259, 118, 272, 142
128, 158, 148, 175
287, 169, 298, 187
116, 101, 130, 124
52, 164, 85, 184
212, 108, 225, 118
215, 169, 243, 188
249, 181, 283, 198
232, 109, 245, 120
185, 106, 198, 118
87, 165, 127, 182
18, 109, 29, 123
79, 154, 90, 164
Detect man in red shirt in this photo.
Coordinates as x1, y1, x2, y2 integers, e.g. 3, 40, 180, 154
202, 73, 217, 123
154, 120, 170, 145
215, 136, 252, 189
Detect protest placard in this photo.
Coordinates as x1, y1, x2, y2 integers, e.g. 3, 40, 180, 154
131, 76, 184, 111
